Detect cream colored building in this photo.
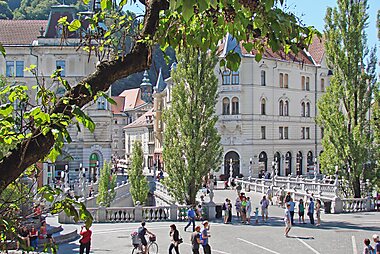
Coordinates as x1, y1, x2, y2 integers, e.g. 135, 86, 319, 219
0, 4, 113, 184
217, 36, 329, 178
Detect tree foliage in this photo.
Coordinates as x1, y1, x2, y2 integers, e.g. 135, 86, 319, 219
128, 141, 149, 205
317, 0, 377, 198
162, 47, 222, 205
13, 0, 86, 20
0, 0, 315, 200
0, 1, 13, 19
97, 161, 117, 207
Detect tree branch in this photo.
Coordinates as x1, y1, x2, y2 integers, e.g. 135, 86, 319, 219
0, 0, 169, 194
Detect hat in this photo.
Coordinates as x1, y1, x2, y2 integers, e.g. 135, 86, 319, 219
202, 220, 209, 225
373, 234, 379, 240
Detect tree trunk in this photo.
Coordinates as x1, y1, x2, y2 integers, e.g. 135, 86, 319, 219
352, 175, 361, 198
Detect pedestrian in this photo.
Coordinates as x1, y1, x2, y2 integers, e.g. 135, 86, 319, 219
191, 226, 202, 254
222, 199, 228, 224
79, 225, 92, 254
373, 234, 380, 254
241, 196, 247, 223
16, 225, 30, 250
246, 197, 252, 224
169, 224, 181, 254
260, 195, 269, 222
266, 187, 273, 205
184, 206, 196, 232
39, 220, 47, 239
200, 221, 211, 254
363, 238, 375, 254
285, 192, 291, 203
315, 199, 321, 226
227, 199, 232, 223
29, 225, 39, 250
307, 197, 315, 225
284, 203, 292, 237
235, 197, 242, 220
298, 199, 306, 224
254, 207, 259, 224
288, 198, 295, 225
196, 205, 203, 220
236, 183, 242, 196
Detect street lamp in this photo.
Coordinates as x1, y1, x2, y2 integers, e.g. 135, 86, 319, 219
229, 158, 233, 188
249, 158, 253, 180
314, 157, 318, 179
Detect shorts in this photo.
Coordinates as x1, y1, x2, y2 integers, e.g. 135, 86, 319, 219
299, 211, 304, 217
140, 237, 147, 246
261, 208, 268, 216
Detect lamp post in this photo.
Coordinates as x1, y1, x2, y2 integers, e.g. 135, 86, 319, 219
229, 158, 233, 188
249, 157, 253, 180
64, 164, 69, 189
314, 157, 318, 180
60, 170, 65, 191
93, 161, 99, 183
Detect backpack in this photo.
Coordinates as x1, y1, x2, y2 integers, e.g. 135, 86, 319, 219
222, 203, 227, 211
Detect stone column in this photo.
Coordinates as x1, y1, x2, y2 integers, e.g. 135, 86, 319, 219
98, 206, 107, 222
135, 203, 143, 222
331, 197, 343, 214
169, 204, 178, 221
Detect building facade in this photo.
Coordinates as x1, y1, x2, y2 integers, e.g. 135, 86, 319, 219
216, 36, 329, 178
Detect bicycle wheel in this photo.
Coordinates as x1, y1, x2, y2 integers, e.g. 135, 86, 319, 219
132, 246, 140, 254
148, 242, 158, 254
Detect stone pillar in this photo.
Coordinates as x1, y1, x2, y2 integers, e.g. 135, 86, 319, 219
170, 204, 178, 221
205, 202, 216, 220
366, 196, 372, 212
135, 204, 143, 222
331, 197, 343, 214
98, 206, 107, 222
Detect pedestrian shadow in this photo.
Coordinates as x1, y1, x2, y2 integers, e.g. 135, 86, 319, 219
287, 235, 314, 240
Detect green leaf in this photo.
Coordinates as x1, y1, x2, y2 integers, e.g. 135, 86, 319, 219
255, 53, 262, 62
182, 0, 195, 22
265, 0, 275, 12
72, 107, 95, 132
68, 19, 81, 32
242, 42, 254, 53
101, 0, 112, 10
0, 43, 6, 57
82, 0, 90, 4
119, 0, 128, 7
0, 104, 13, 116
58, 16, 68, 25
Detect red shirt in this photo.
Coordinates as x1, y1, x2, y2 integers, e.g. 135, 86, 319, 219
80, 228, 92, 244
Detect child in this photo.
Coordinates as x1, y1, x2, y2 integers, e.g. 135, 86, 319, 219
254, 207, 259, 224
363, 238, 374, 254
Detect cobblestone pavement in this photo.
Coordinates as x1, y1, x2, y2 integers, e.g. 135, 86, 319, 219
54, 189, 380, 254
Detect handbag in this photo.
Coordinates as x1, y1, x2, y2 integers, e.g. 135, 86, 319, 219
178, 238, 183, 244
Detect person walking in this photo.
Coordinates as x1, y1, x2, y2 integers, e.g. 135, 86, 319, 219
227, 199, 233, 223
288, 198, 295, 225
241, 197, 247, 224
201, 221, 211, 254
184, 206, 196, 232
169, 224, 181, 254
235, 197, 242, 221
29, 225, 39, 250
363, 238, 375, 254
315, 199, 322, 226
191, 226, 202, 254
373, 234, 380, 254
284, 203, 292, 237
246, 197, 252, 224
79, 225, 92, 254
307, 198, 315, 225
260, 195, 269, 222
222, 199, 228, 224
298, 199, 305, 224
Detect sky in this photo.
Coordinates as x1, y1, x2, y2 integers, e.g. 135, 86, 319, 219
124, 0, 379, 57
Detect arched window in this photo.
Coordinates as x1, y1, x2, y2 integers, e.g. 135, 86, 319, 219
222, 97, 230, 115
284, 100, 289, 116
222, 70, 231, 85
261, 70, 266, 86
261, 99, 266, 115
301, 102, 305, 117
232, 71, 239, 85
279, 100, 284, 116
321, 78, 325, 92
306, 102, 310, 117
284, 74, 289, 88
231, 97, 239, 115
279, 73, 284, 88
301, 76, 305, 90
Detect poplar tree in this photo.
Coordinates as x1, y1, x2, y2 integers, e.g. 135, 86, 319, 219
128, 141, 149, 205
162, 47, 222, 205
317, 0, 377, 197
97, 161, 116, 207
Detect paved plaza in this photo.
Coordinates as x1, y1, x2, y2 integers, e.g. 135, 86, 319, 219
55, 190, 380, 254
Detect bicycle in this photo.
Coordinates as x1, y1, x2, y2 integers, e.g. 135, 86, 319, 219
131, 235, 158, 254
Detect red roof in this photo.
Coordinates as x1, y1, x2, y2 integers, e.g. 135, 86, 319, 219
119, 88, 146, 111
124, 108, 154, 129
307, 36, 325, 65
0, 20, 48, 45
111, 96, 125, 114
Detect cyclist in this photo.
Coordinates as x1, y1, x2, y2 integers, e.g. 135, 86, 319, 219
138, 222, 155, 254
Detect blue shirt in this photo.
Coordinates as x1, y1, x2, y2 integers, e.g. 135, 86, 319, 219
188, 209, 195, 219
289, 201, 295, 212
308, 201, 314, 213
201, 228, 208, 245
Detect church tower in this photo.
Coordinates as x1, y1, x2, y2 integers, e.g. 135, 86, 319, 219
140, 70, 153, 103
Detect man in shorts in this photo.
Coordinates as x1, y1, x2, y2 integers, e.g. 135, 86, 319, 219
260, 195, 269, 222
284, 203, 292, 237
138, 222, 155, 254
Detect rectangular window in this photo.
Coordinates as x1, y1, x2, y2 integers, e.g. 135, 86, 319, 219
284, 74, 288, 88
261, 70, 266, 86
301, 76, 305, 90
231, 71, 239, 85
261, 126, 266, 139
301, 127, 305, 139
6, 61, 14, 77
56, 60, 66, 77
279, 73, 284, 88
15, 61, 24, 77
279, 127, 284, 139
222, 70, 231, 85
321, 78, 325, 92
284, 127, 289, 139
306, 127, 310, 139
306, 77, 310, 91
